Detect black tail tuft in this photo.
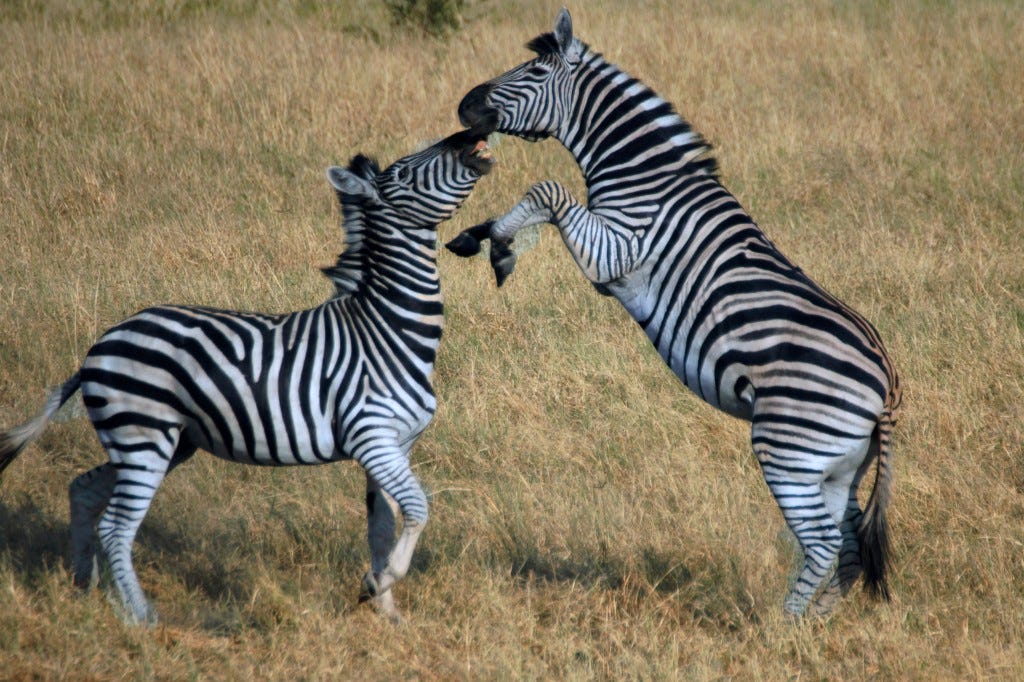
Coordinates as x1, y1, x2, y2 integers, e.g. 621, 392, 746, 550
859, 509, 891, 601
859, 417, 895, 602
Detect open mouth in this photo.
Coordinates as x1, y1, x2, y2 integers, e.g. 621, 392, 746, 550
465, 139, 495, 175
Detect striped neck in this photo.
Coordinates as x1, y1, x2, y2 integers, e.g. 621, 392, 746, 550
560, 50, 716, 196
322, 212, 441, 305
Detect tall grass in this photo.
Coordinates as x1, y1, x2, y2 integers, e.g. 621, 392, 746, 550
1, 0, 1022, 678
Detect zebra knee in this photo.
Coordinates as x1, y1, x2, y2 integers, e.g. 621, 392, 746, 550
395, 486, 429, 527
360, 452, 429, 525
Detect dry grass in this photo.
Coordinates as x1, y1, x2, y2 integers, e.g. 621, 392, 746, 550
1, 0, 1023, 678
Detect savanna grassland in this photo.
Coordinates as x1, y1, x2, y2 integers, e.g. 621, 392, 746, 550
1, 0, 1023, 678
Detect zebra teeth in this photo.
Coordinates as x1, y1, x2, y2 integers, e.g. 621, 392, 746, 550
465, 139, 495, 175
471, 140, 493, 160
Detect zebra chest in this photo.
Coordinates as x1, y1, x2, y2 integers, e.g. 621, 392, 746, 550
331, 370, 438, 459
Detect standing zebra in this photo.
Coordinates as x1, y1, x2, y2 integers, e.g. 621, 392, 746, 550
447, 9, 900, 617
0, 130, 494, 624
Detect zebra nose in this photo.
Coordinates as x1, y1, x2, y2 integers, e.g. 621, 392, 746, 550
458, 84, 494, 131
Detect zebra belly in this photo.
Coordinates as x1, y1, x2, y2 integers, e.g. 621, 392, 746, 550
80, 355, 341, 467
665, 346, 754, 421
611, 283, 750, 419
196, 409, 340, 466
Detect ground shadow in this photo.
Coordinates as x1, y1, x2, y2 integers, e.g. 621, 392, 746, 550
0, 496, 70, 587
0, 494, 270, 615
498, 540, 759, 629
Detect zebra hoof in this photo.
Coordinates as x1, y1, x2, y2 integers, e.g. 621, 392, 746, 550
359, 587, 402, 623
72, 555, 99, 592
490, 240, 517, 287
360, 571, 379, 599
107, 591, 158, 627
445, 232, 482, 258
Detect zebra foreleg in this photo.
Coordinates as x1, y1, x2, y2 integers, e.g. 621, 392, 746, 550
446, 182, 560, 288
356, 442, 428, 606
69, 463, 117, 591
360, 474, 400, 621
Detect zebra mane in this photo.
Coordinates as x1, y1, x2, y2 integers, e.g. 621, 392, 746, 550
526, 32, 561, 56
526, 33, 718, 178
618, 79, 720, 179
321, 154, 382, 298
581, 49, 718, 179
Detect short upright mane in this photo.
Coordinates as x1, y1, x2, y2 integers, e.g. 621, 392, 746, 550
525, 32, 718, 180
526, 32, 561, 56
321, 154, 381, 298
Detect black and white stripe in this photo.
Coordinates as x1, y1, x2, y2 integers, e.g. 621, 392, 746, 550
449, 9, 900, 617
0, 130, 493, 624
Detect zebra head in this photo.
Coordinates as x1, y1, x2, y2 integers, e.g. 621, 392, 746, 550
458, 8, 582, 142
327, 130, 494, 227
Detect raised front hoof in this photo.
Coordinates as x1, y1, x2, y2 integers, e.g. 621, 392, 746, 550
490, 240, 517, 287
445, 231, 483, 258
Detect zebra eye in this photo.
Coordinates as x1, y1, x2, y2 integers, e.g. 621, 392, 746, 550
528, 65, 550, 77
395, 166, 412, 183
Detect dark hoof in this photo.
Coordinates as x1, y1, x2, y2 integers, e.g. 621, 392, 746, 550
445, 219, 495, 258
445, 231, 482, 257
360, 570, 388, 604
490, 240, 517, 287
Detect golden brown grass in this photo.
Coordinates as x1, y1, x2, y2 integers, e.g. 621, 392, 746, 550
1, 0, 1023, 678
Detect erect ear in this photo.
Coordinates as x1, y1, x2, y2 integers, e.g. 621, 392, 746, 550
327, 166, 380, 205
554, 8, 580, 64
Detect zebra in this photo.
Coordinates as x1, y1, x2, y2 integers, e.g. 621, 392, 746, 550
0, 130, 494, 625
446, 9, 901, 618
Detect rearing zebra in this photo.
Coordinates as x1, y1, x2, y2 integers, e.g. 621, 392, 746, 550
447, 9, 900, 617
0, 130, 494, 624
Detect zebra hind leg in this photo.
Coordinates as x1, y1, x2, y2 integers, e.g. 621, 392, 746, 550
811, 441, 876, 616
810, 493, 862, 617
757, 449, 842, 617
96, 460, 169, 626
69, 463, 118, 591
359, 475, 401, 621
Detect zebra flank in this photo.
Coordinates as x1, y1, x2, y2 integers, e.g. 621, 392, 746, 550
0, 130, 494, 625
449, 8, 901, 618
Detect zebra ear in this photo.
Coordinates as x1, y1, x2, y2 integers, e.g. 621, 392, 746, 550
554, 8, 580, 64
327, 166, 380, 205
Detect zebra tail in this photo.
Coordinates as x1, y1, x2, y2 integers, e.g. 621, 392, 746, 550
0, 372, 82, 478
858, 400, 897, 601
